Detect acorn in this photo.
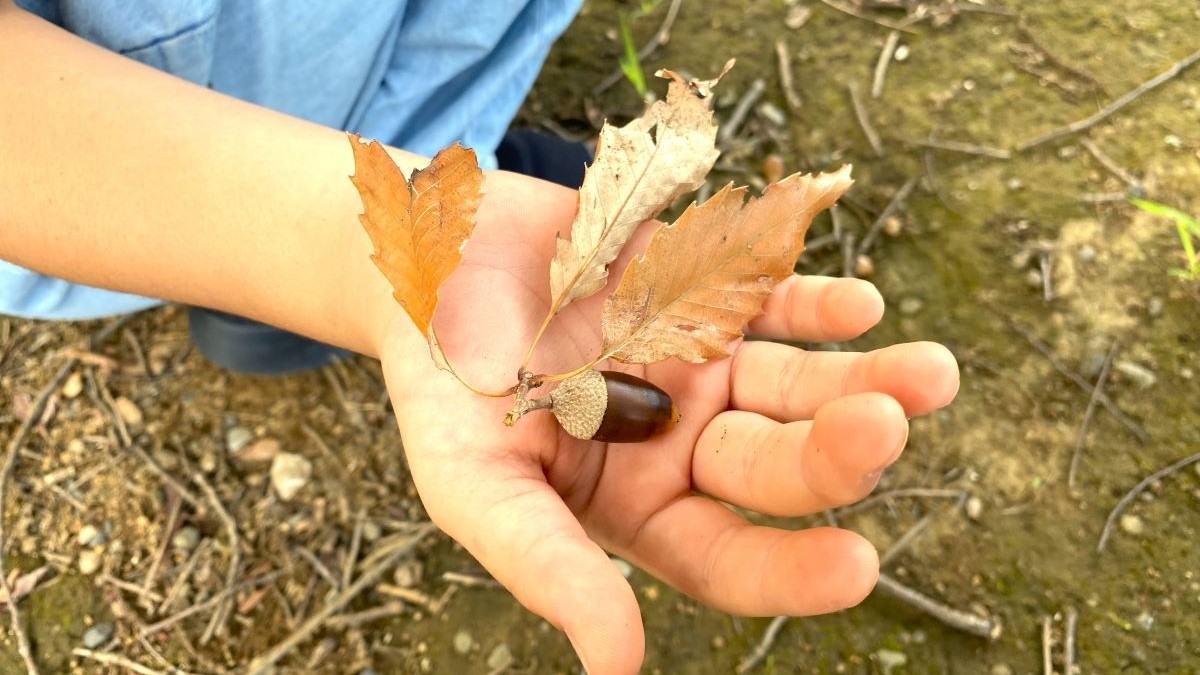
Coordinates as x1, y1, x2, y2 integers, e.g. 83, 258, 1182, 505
549, 370, 679, 443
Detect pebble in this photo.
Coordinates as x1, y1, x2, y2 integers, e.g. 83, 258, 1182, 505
113, 397, 143, 428
1120, 514, 1145, 535
893, 44, 910, 61
77, 524, 102, 548
362, 521, 382, 541
1115, 361, 1157, 389
486, 643, 514, 671
711, 635, 726, 649
172, 526, 201, 551
874, 648, 907, 675
1077, 244, 1098, 263
392, 559, 423, 588
1079, 335, 1111, 378
225, 426, 254, 454
1135, 610, 1154, 630
82, 622, 115, 649
78, 549, 102, 575
61, 372, 84, 399
609, 557, 635, 579
757, 102, 787, 128
1024, 268, 1043, 288
883, 215, 903, 237
898, 297, 924, 315
1146, 297, 1164, 318
762, 154, 785, 184
270, 452, 313, 501
784, 5, 812, 29
453, 631, 474, 655
854, 254, 875, 277
965, 496, 984, 521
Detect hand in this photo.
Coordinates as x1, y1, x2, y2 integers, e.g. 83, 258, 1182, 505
376, 172, 960, 674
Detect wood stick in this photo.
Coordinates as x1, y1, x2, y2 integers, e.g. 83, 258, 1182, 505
1068, 341, 1119, 487
1097, 450, 1200, 552
718, 79, 766, 145
1041, 615, 1054, 675
860, 177, 919, 255
871, 30, 901, 98
775, 39, 803, 112
874, 574, 1002, 639
1064, 606, 1078, 675
1018, 47, 1200, 151
1080, 138, 1143, 189
735, 615, 789, 674
848, 82, 884, 156
193, 471, 242, 645
816, 0, 919, 34
908, 137, 1011, 160
72, 649, 171, 675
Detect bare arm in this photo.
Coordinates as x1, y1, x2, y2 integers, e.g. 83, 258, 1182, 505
0, 4, 563, 356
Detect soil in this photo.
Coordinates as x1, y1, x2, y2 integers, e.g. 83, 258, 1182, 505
2, 1, 1199, 673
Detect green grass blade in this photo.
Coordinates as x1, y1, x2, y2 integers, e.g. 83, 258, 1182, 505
617, 15, 646, 97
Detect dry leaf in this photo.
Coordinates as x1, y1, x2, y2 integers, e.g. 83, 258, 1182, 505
349, 135, 483, 338
600, 167, 853, 364
548, 63, 730, 312
0, 566, 51, 608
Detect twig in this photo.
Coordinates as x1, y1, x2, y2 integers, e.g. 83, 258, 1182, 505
874, 573, 1002, 639
295, 546, 341, 591
245, 524, 435, 675
879, 514, 932, 567
125, 443, 200, 507
441, 570, 501, 589
157, 539, 209, 616
908, 137, 1011, 159
72, 649, 168, 675
191, 472, 242, 645
1041, 615, 1054, 675
343, 511, 365, 589
322, 367, 367, 430
122, 327, 153, 378
1039, 248, 1054, 301
138, 488, 183, 606
871, 30, 901, 98
830, 204, 844, 241
1018, 47, 1200, 151
860, 177, 919, 255
1080, 138, 1143, 190
848, 82, 884, 156
592, 0, 684, 95
842, 232, 858, 279
1064, 606, 1078, 675
101, 573, 164, 603
718, 79, 766, 146
1068, 341, 1119, 488
0, 358, 77, 675
1008, 321, 1149, 444
1097, 450, 1200, 553
816, 0, 919, 34
836, 487, 965, 517
325, 602, 407, 630
775, 39, 803, 112
735, 615, 789, 674
142, 570, 283, 635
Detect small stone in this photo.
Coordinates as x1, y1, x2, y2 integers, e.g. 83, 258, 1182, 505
1164, 134, 1184, 149
1080, 335, 1111, 378
486, 643, 514, 671
874, 648, 907, 675
965, 496, 984, 521
270, 452, 312, 501
612, 557, 635, 579
1146, 297, 1164, 318
77, 524, 101, 547
962, 78, 976, 91
393, 559, 423, 588
989, 665, 1013, 675
898, 297, 923, 315
172, 526, 201, 551
1135, 610, 1154, 630
67, 438, 86, 455
113, 397, 143, 428
711, 635, 726, 649
362, 521, 382, 541
78, 549, 102, 575
854, 254, 875, 277
1077, 244, 1097, 263
1025, 268, 1043, 288
62, 372, 84, 399
883, 215, 903, 237
234, 437, 280, 464
893, 44, 910, 61
784, 5, 812, 29
453, 631, 474, 655
757, 102, 787, 128
1120, 514, 1145, 535
1115, 361, 1157, 389
82, 622, 114, 649
225, 426, 254, 454
1006, 177, 1024, 191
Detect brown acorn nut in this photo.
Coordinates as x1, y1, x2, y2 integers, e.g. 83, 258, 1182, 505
550, 370, 679, 443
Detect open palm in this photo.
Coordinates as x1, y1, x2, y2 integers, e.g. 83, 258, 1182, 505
377, 173, 959, 674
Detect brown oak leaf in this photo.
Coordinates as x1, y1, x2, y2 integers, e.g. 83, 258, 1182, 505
547, 63, 731, 314
599, 166, 853, 364
348, 134, 483, 338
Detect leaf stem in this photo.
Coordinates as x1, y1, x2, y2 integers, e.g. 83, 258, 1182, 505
430, 327, 517, 398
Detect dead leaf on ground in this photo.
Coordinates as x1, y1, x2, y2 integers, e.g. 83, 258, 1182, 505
0, 566, 51, 608
601, 166, 854, 364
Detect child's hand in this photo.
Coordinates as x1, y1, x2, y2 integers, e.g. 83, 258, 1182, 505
378, 173, 960, 675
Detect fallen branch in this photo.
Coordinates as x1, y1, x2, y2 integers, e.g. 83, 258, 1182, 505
735, 615, 788, 674
848, 82, 884, 156
871, 30, 901, 98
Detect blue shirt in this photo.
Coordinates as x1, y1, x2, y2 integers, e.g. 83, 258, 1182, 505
2, 0, 581, 319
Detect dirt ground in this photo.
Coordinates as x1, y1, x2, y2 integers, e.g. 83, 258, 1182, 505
2, 1, 1199, 673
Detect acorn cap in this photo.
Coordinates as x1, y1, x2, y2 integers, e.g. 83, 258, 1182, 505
549, 370, 608, 440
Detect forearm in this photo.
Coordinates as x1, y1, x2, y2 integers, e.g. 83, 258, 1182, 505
0, 5, 423, 356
